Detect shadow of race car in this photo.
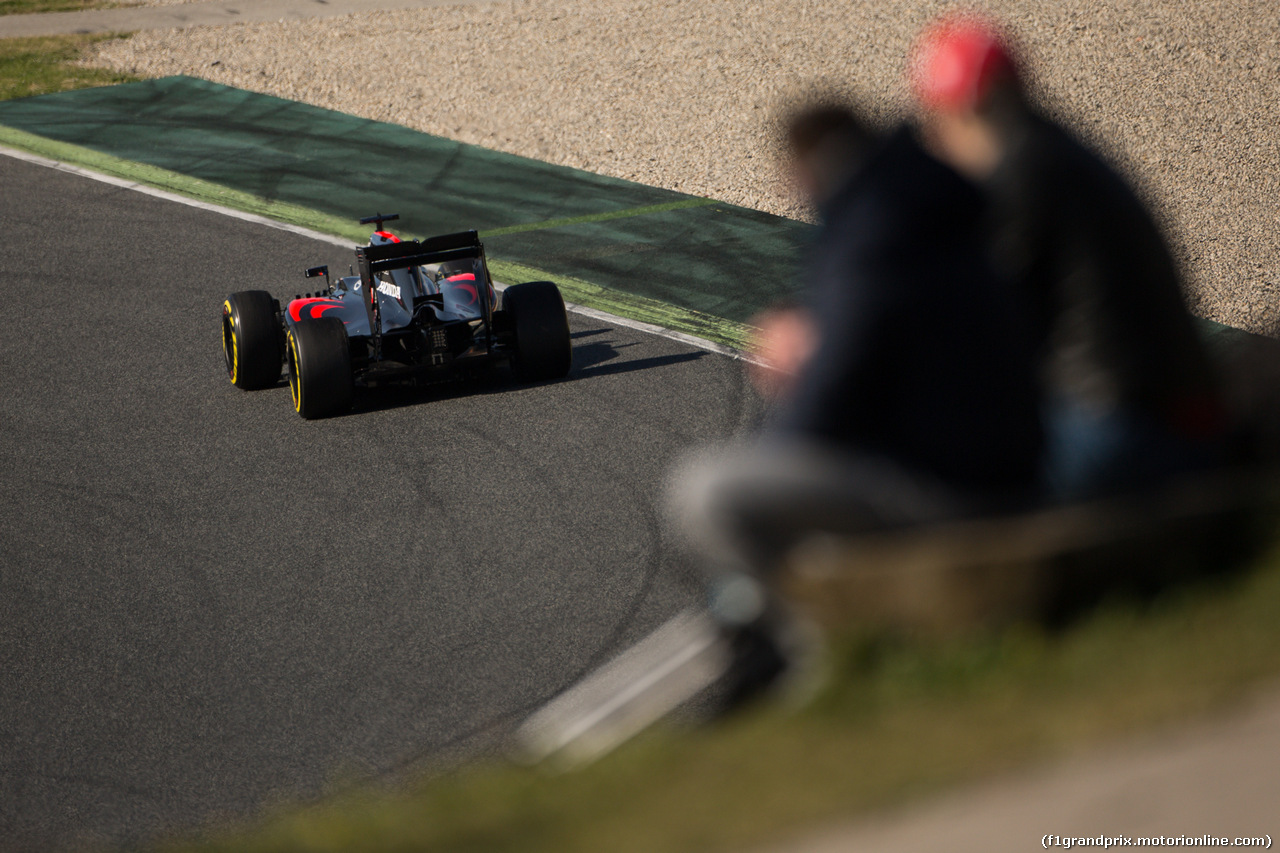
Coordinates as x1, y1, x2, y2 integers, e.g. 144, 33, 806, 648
221, 214, 572, 418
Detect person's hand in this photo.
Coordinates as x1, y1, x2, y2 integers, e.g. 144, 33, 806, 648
747, 307, 817, 399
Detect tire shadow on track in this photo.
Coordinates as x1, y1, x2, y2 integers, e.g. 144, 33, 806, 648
573, 346, 708, 379
262, 326, 713, 418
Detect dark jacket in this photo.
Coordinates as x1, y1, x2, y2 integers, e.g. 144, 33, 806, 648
986, 111, 1221, 431
774, 127, 1044, 495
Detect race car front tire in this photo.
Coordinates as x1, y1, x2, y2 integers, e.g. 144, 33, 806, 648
286, 317, 353, 419
223, 290, 281, 390
503, 281, 572, 382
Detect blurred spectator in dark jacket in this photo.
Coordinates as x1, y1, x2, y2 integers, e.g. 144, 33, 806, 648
910, 12, 1229, 500
668, 101, 1043, 701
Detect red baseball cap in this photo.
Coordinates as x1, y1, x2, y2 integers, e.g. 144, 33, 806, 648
910, 12, 1019, 112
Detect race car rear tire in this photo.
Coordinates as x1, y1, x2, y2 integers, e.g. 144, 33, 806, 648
286, 317, 353, 419
503, 281, 571, 382
223, 290, 281, 390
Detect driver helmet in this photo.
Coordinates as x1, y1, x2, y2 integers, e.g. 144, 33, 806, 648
436, 261, 477, 283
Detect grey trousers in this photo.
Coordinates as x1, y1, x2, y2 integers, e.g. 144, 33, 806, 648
666, 437, 971, 625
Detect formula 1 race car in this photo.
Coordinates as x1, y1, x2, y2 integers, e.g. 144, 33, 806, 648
221, 214, 572, 418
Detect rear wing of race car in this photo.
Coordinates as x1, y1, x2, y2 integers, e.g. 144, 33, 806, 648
355, 230, 492, 359
355, 230, 484, 280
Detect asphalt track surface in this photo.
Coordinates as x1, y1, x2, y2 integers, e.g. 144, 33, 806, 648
0, 151, 761, 851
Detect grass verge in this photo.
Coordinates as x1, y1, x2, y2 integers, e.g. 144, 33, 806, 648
0, 32, 138, 101
1, 0, 125, 14
150, 540, 1280, 853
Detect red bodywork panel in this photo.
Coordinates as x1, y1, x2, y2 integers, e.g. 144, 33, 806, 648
288, 298, 345, 323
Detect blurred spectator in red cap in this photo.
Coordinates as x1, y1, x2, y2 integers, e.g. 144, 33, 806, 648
669, 101, 1044, 708
910, 11, 1229, 500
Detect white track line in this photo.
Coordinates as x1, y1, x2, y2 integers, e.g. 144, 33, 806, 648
2, 143, 753, 363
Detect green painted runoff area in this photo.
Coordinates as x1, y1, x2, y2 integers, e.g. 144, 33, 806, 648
0, 76, 812, 347
0, 75, 1250, 350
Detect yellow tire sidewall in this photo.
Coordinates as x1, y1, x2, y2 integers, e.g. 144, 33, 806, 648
288, 329, 303, 413
223, 300, 239, 385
